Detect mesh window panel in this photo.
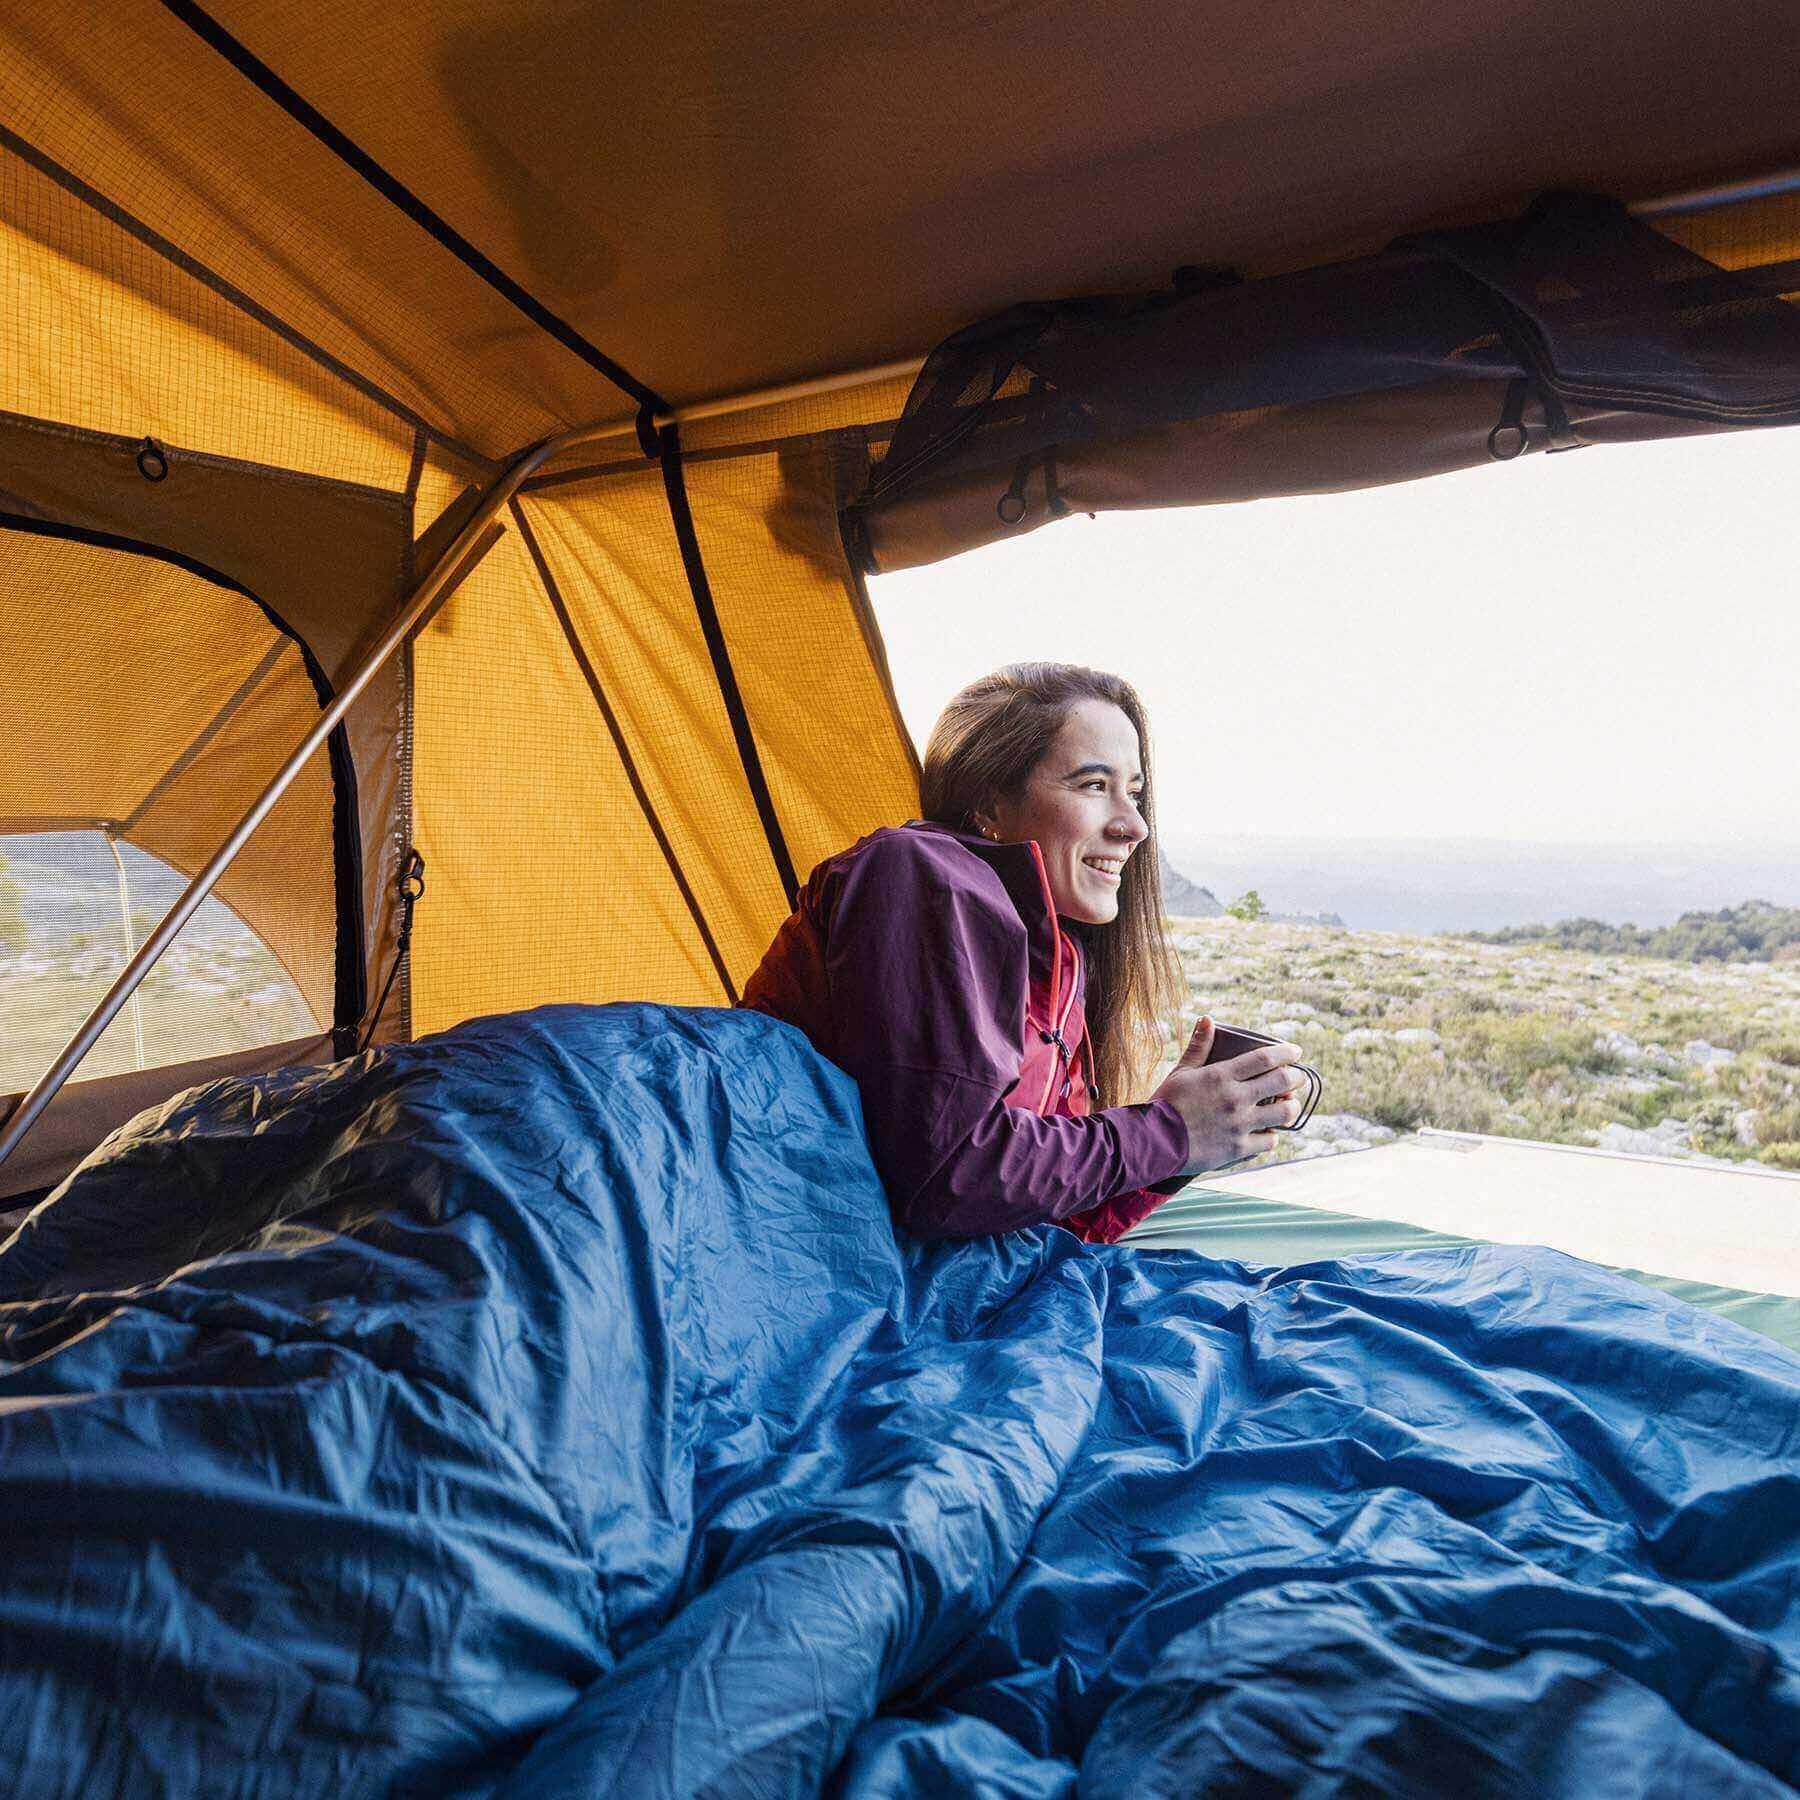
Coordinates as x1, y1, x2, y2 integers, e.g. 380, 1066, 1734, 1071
673, 440, 920, 883
0, 833, 319, 1094
0, 525, 338, 1086
409, 437, 921, 1034
0, 6, 595, 457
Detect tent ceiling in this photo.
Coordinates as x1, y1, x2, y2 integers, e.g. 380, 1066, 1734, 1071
188, 0, 1800, 415
7, 3, 1797, 453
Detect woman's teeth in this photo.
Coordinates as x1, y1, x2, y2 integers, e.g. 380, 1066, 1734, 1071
1083, 856, 1124, 880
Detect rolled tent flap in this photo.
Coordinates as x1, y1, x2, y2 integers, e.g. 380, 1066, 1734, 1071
851, 191, 1800, 573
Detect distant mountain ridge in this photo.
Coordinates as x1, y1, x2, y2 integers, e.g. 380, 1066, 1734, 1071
1156, 834, 1800, 936
1158, 852, 1223, 918
1157, 851, 1343, 928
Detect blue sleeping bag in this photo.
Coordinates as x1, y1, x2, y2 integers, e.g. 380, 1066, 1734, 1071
0, 1004, 1794, 1797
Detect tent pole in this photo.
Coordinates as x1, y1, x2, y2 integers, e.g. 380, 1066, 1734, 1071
1630, 164, 1800, 219
0, 423, 618, 1173
546, 358, 930, 457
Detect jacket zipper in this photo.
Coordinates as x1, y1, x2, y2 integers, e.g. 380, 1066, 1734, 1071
1024, 840, 1080, 1115
1044, 934, 1082, 1111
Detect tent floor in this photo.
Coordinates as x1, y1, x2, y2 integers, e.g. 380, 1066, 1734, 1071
1123, 1129, 1800, 1354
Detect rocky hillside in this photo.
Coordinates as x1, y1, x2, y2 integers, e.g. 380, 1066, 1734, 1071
1153, 914, 1800, 1175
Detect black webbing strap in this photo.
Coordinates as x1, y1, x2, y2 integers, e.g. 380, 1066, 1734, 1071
1537, 382, 1581, 453
653, 423, 800, 909
156, 0, 668, 416
635, 403, 663, 463
357, 848, 424, 1054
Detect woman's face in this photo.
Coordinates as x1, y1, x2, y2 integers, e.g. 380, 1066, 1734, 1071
978, 699, 1150, 924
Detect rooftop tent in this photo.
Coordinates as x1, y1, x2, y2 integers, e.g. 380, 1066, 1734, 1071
2, 2, 1800, 1198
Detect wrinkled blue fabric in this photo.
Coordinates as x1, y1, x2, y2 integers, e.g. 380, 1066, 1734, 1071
0, 1004, 1794, 1798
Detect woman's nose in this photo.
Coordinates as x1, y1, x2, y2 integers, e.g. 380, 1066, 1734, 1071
1113, 803, 1149, 843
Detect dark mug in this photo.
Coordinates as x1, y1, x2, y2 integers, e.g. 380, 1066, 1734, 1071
1145, 1021, 1325, 1196
1201, 1022, 1323, 1131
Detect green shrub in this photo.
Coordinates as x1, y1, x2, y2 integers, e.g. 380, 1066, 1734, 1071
1157, 908, 1798, 1162
1611, 1083, 1689, 1129
1453, 1013, 1616, 1079
1757, 1141, 1800, 1172
1754, 1099, 1800, 1144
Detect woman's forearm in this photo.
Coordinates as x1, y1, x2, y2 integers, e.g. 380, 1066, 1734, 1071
866, 1067, 1189, 1239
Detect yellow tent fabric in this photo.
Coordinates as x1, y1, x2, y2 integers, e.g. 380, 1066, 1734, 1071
1, 0, 1796, 1192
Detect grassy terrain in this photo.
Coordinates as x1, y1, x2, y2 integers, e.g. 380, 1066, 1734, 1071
1157, 916, 1800, 1175
0, 935, 317, 1094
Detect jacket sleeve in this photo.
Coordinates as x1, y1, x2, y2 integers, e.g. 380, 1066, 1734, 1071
822, 835, 1191, 1239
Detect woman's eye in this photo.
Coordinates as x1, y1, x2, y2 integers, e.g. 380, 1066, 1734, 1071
1081, 779, 1144, 807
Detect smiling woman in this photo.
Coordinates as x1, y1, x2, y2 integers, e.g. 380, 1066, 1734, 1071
739, 662, 1309, 1241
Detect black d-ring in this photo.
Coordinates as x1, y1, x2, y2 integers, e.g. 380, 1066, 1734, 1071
1486, 420, 1528, 461
136, 437, 170, 482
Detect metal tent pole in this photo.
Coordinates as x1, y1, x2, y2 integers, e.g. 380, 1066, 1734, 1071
0, 424, 609, 1172
102, 829, 147, 1071
1630, 164, 1800, 219
544, 356, 929, 458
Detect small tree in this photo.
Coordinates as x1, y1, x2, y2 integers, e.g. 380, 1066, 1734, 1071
1226, 888, 1267, 923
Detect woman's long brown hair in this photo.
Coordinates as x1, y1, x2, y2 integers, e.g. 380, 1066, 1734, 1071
920, 663, 1183, 1105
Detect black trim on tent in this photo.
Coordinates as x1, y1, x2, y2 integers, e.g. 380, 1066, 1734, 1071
654, 424, 800, 909
0, 511, 367, 1046
0, 124, 488, 471
509, 500, 741, 1003
156, 0, 668, 417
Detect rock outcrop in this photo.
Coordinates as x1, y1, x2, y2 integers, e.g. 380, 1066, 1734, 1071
1159, 853, 1224, 918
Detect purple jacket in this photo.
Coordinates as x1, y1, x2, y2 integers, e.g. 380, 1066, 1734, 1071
740, 821, 1190, 1240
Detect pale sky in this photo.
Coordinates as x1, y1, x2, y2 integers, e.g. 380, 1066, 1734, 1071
870, 428, 1800, 847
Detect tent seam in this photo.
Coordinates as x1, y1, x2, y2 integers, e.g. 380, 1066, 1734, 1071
154, 0, 669, 417
508, 497, 740, 1006
0, 123, 490, 473
0, 407, 421, 507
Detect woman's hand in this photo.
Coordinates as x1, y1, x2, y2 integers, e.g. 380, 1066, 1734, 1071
1152, 1018, 1307, 1175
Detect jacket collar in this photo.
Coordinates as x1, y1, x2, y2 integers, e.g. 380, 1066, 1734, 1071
902, 819, 1068, 996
